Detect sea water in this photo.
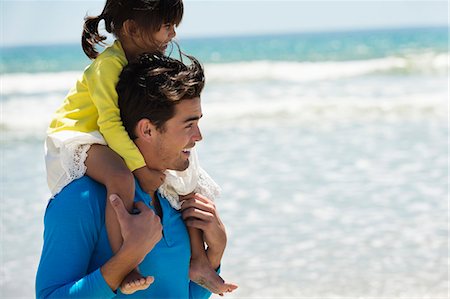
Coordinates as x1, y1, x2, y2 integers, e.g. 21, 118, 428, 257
1, 27, 448, 298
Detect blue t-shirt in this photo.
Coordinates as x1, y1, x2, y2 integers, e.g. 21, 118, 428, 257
36, 176, 211, 299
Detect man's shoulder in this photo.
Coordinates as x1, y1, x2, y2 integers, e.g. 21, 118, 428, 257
60, 175, 104, 192
48, 176, 107, 220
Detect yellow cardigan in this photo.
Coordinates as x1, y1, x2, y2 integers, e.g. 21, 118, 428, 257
48, 40, 145, 171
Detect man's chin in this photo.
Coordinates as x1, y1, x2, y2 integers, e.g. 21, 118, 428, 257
171, 160, 189, 172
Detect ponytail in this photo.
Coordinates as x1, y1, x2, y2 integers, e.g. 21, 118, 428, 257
81, 15, 107, 60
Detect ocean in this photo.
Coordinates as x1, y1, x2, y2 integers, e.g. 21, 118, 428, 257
1, 27, 448, 298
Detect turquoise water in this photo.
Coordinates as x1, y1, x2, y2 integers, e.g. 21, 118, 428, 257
1, 26, 447, 73
0, 27, 448, 298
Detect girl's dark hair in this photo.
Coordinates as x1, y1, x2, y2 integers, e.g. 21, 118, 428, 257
117, 52, 205, 139
82, 0, 183, 59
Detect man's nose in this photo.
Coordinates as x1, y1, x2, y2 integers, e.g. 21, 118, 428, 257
193, 125, 202, 142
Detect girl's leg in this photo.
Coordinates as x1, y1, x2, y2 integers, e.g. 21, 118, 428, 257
188, 226, 237, 295
85, 144, 153, 294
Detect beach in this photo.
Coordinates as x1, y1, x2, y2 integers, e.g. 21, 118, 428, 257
1, 27, 448, 298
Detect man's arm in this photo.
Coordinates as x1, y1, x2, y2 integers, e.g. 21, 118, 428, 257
36, 183, 115, 298
101, 195, 162, 290
36, 183, 161, 298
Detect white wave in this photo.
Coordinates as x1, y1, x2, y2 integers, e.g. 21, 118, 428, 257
1, 94, 61, 134
201, 96, 447, 128
204, 53, 448, 83
2, 92, 445, 136
1, 71, 80, 96
1, 53, 446, 97
1, 52, 446, 135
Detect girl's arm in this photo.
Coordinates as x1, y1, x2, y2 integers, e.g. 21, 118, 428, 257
87, 54, 165, 195
87, 54, 145, 173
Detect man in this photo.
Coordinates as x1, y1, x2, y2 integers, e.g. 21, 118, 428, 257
36, 53, 228, 298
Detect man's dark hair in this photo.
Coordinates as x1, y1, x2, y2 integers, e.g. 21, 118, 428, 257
117, 52, 205, 139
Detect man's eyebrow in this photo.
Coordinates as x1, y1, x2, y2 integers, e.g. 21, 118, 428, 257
183, 115, 203, 123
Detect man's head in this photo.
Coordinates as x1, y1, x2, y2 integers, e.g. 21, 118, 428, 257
117, 53, 205, 171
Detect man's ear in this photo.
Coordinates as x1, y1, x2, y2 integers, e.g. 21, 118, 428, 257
134, 119, 155, 141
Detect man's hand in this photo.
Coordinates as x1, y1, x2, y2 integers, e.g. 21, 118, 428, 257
110, 194, 162, 259
101, 194, 162, 291
180, 193, 227, 269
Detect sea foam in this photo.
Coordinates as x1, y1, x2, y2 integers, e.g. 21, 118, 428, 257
1, 52, 447, 96
1, 53, 446, 134
204, 53, 448, 83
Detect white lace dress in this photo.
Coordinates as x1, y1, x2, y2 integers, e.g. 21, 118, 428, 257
45, 130, 107, 196
158, 148, 221, 209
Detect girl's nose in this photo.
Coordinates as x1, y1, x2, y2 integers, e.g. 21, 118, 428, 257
170, 26, 176, 39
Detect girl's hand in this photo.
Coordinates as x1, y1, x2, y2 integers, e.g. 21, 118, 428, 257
133, 166, 166, 194
180, 193, 227, 269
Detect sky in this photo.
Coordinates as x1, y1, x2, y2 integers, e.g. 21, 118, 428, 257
0, 0, 448, 47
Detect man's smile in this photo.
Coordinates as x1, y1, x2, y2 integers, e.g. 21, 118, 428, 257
182, 147, 193, 157
181, 141, 197, 157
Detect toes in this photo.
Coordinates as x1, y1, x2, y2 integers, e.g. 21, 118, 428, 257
121, 283, 134, 295
136, 278, 145, 286
146, 276, 155, 285
226, 283, 238, 292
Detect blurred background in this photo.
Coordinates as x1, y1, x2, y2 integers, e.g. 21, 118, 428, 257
1, 1, 448, 298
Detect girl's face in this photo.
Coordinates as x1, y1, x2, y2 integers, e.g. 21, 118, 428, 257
127, 22, 177, 58
152, 23, 177, 53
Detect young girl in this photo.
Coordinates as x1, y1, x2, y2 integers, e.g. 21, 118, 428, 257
45, 0, 236, 295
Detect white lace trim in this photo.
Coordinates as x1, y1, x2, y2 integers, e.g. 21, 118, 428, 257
45, 130, 106, 196
61, 143, 91, 188
158, 148, 221, 210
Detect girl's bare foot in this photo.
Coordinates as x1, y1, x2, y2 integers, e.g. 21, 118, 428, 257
190, 257, 238, 295
120, 268, 154, 295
